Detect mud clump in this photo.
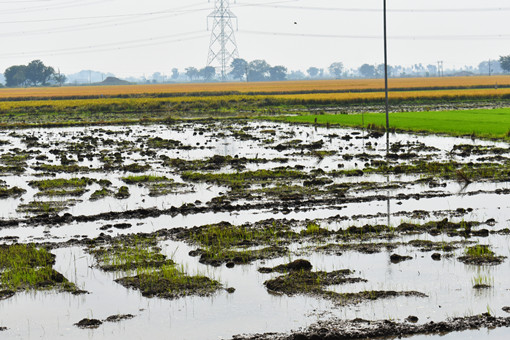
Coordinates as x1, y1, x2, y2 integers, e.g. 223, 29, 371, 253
0, 290, 15, 300
264, 267, 426, 306
258, 259, 312, 273
116, 272, 221, 300
390, 253, 413, 264
197, 246, 288, 267
264, 269, 359, 295
406, 315, 419, 323
431, 253, 441, 261
75, 318, 102, 329
104, 314, 135, 323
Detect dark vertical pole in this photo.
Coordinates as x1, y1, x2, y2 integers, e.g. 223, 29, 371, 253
383, 0, 390, 155
384, 0, 390, 227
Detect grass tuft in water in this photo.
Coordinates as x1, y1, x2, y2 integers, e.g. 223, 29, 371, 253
0, 244, 78, 293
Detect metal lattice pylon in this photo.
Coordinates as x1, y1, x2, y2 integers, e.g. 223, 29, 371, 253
207, 0, 239, 81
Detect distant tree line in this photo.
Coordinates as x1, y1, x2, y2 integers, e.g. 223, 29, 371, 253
228, 59, 287, 82
3, 60, 65, 87
3, 55, 510, 88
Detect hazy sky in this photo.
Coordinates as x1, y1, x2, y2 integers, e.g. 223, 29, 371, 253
1, 0, 509, 77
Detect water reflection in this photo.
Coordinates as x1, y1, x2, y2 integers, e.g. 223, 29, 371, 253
386, 131, 391, 227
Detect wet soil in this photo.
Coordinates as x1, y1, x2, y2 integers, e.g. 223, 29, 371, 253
74, 318, 102, 329
232, 313, 510, 340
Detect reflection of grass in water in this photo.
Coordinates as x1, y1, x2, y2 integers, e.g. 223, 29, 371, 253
472, 273, 494, 288
0, 244, 77, 292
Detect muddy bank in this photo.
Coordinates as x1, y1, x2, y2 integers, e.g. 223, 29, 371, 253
232, 313, 510, 340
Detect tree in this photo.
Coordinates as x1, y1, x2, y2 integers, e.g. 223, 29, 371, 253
25, 60, 54, 86
152, 72, 165, 83
499, 56, 510, 73
307, 67, 319, 78
358, 64, 376, 78
230, 58, 248, 81
426, 64, 438, 76
4, 65, 27, 87
268, 66, 287, 81
185, 67, 199, 81
53, 72, 67, 86
247, 59, 270, 81
199, 66, 216, 81
328, 62, 344, 78
171, 68, 179, 80
376, 64, 385, 78
478, 60, 502, 75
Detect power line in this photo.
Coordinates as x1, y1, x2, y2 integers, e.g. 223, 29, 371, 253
240, 4, 510, 13
0, 31, 209, 59
0, 1, 206, 24
240, 30, 510, 41
0, 5, 210, 38
0, 0, 116, 15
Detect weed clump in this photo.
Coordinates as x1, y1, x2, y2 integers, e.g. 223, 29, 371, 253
88, 235, 222, 299
264, 268, 427, 306
115, 186, 130, 199
0, 244, 79, 294
116, 265, 221, 299
458, 245, 506, 265
121, 175, 186, 197
89, 236, 174, 272
0, 185, 26, 199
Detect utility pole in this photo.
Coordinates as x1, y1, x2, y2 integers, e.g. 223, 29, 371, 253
489, 59, 492, 76
207, 0, 239, 81
383, 0, 390, 154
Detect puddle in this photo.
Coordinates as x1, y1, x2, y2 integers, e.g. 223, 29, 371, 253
1, 120, 510, 339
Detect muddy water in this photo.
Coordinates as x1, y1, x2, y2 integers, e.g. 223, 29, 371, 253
1, 121, 510, 339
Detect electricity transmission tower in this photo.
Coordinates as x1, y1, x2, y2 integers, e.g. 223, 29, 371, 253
207, 0, 239, 81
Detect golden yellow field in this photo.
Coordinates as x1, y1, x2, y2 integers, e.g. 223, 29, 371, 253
0, 76, 509, 99
1, 87, 509, 113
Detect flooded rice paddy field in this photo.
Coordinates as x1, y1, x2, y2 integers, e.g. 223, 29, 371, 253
1, 119, 510, 339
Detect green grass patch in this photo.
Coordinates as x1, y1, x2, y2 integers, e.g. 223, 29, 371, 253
88, 235, 222, 299
0, 244, 78, 292
181, 169, 308, 188
273, 108, 510, 139
16, 200, 79, 214
115, 265, 221, 299
458, 245, 506, 265
29, 177, 92, 191
121, 175, 171, 184
89, 236, 174, 272
0, 185, 26, 199
90, 188, 114, 201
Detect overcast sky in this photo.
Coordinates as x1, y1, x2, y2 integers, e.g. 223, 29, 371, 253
0, 0, 509, 77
